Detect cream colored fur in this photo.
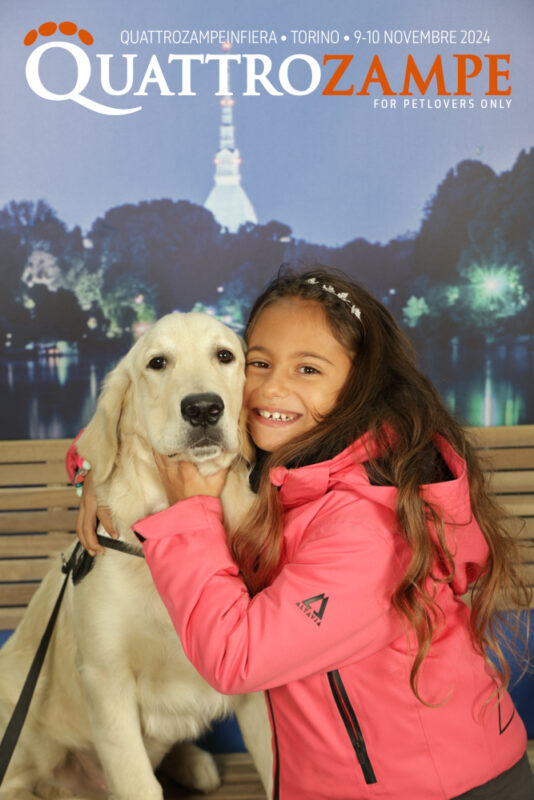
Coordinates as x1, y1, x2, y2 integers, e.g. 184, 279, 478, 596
0, 312, 272, 800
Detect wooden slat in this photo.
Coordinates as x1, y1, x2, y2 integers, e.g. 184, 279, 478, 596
467, 425, 534, 447
0, 559, 50, 581
0, 438, 72, 462
0, 486, 78, 511
528, 740, 534, 772
518, 541, 534, 563
0, 583, 39, 607
0, 462, 70, 486
0, 533, 74, 557
477, 448, 534, 471
502, 497, 534, 517
488, 471, 534, 494
0, 509, 78, 533
0, 608, 24, 629
516, 518, 534, 539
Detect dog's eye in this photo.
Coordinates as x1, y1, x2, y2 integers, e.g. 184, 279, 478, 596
147, 356, 167, 370
217, 350, 234, 364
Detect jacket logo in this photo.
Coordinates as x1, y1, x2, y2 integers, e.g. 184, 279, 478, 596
296, 593, 329, 626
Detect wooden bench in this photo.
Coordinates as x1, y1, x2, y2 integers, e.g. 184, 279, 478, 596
1, 428, 533, 790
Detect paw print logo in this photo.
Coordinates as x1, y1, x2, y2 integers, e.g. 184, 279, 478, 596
24, 21, 141, 115
24, 21, 94, 47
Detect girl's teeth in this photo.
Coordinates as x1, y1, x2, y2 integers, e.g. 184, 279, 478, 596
259, 410, 296, 421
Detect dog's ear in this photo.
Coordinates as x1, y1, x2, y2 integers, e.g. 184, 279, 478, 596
76, 357, 131, 486
238, 407, 255, 464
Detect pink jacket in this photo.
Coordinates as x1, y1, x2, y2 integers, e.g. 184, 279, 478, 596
134, 435, 526, 799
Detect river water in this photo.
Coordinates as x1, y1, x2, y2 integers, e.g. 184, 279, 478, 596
1, 340, 533, 440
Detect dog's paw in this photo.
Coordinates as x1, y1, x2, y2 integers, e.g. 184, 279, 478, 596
160, 741, 221, 793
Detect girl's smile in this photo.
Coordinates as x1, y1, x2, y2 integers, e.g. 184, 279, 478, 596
244, 298, 353, 452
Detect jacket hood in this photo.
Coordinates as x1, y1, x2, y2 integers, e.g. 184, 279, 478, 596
270, 433, 489, 595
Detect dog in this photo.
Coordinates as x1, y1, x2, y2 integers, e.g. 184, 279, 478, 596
0, 312, 272, 800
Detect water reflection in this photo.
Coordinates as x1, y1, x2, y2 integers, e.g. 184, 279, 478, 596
1, 342, 533, 439
419, 342, 532, 427
1, 354, 116, 440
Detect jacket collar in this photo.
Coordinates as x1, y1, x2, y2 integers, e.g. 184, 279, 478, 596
269, 433, 466, 511
269, 434, 379, 508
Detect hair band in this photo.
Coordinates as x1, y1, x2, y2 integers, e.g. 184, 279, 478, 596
305, 277, 362, 321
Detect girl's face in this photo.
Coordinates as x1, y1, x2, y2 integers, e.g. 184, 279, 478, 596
244, 298, 353, 452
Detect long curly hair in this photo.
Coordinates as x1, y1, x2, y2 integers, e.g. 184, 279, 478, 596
231, 265, 531, 703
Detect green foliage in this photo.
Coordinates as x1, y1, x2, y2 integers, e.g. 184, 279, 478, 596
403, 296, 430, 328
100, 277, 158, 339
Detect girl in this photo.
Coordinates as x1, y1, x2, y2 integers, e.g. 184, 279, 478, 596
75, 267, 533, 799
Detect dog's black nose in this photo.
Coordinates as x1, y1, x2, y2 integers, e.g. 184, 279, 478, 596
181, 393, 225, 427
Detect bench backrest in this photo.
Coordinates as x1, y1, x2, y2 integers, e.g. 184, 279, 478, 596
0, 427, 533, 630
0, 439, 76, 630
466, 425, 534, 599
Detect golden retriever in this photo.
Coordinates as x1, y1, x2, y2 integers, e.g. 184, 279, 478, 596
0, 312, 272, 800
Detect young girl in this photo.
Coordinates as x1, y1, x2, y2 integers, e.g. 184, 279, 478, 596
75, 267, 533, 799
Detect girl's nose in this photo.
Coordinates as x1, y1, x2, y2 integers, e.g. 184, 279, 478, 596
262, 369, 289, 398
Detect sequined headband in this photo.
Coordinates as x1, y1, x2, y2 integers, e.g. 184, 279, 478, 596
305, 277, 362, 322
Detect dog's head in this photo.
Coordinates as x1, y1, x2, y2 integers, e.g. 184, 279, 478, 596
77, 312, 252, 486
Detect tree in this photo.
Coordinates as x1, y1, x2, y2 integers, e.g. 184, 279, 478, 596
458, 149, 534, 302
87, 199, 225, 313
413, 160, 496, 282
26, 286, 89, 343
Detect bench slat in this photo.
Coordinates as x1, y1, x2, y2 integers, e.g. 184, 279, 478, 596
0, 462, 70, 486
518, 541, 534, 562
502, 498, 534, 517
0, 559, 51, 581
488, 471, 534, 494
0, 486, 78, 511
0, 608, 25, 630
0, 439, 72, 462
0, 533, 74, 557
478, 448, 534, 470
467, 425, 534, 447
0, 583, 39, 607
0, 510, 78, 533
517, 518, 534, 539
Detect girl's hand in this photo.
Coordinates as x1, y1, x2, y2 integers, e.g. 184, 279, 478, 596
153, 452, 229, 505
75, 469, 119, 556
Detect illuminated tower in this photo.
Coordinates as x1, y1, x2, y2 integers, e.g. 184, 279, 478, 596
204, 47, 257, 232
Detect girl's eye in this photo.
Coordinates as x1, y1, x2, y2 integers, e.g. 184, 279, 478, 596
217, 349, 234, 364
299, 365, 320, 374
246, 360, 269, 369
147, 356, 167, 370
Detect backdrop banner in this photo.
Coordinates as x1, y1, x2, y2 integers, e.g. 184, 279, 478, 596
1, 0, 533, 438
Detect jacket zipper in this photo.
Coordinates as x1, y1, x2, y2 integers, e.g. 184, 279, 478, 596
327, 670, 377, 784
265, 689, 280, 800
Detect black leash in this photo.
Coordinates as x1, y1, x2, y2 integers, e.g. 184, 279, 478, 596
0, 533, 144, 785
96, 534, 144, 559
0, 542, 83, 783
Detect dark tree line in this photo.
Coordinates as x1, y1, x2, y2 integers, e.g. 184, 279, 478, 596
0, 148, 532, 354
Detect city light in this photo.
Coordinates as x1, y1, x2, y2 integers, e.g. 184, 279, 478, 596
467, 264, 528, 317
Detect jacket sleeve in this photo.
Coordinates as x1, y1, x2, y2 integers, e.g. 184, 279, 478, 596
134, 493, 406, 694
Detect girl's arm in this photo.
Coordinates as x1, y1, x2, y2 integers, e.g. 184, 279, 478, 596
134, 492, 404, 695
66, 434, 118, 554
